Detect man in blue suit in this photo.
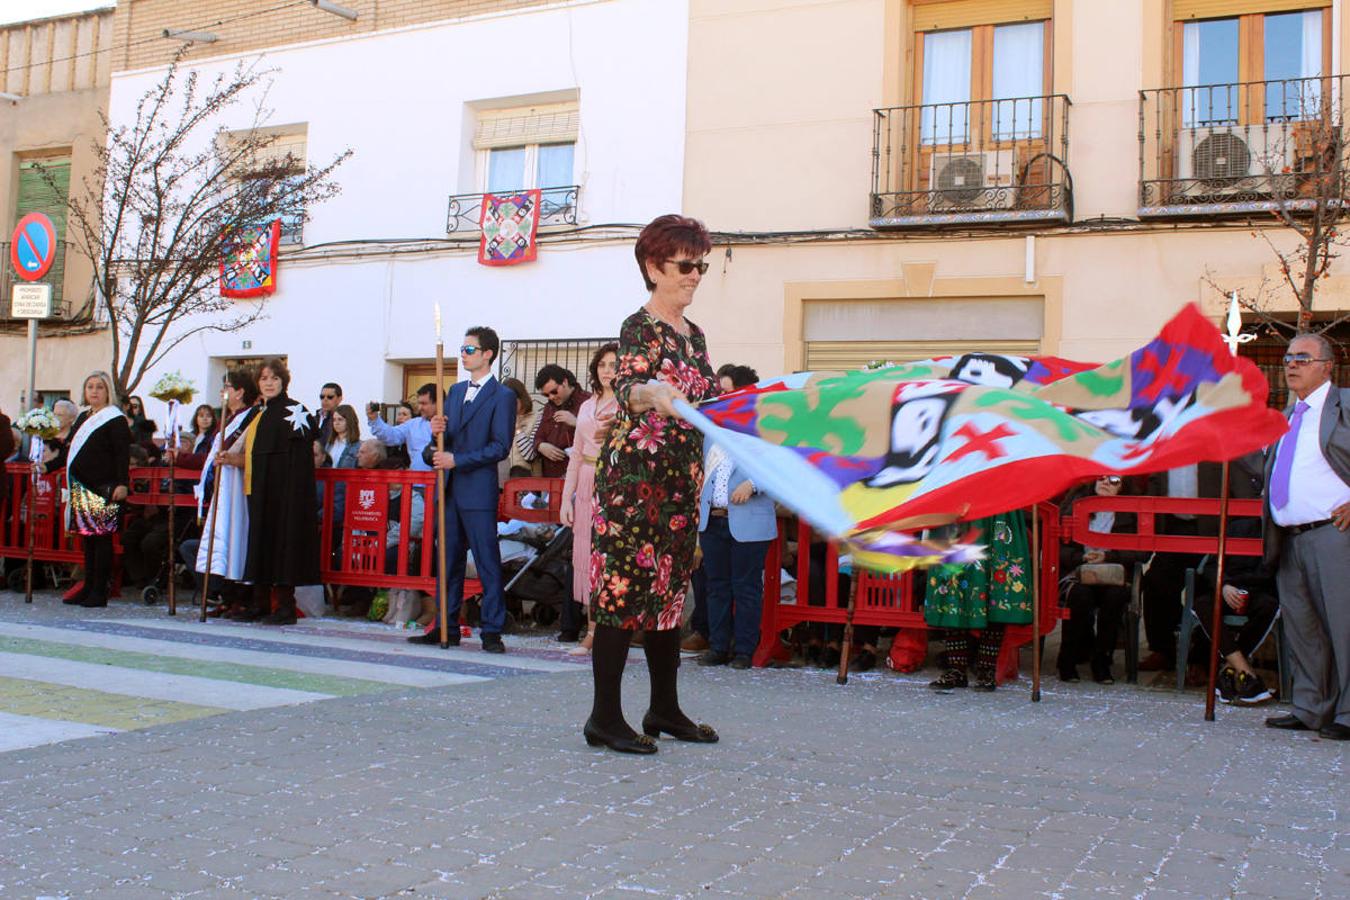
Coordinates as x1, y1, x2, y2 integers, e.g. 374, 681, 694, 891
408, 326, 516, 653
697, 438, 779, 669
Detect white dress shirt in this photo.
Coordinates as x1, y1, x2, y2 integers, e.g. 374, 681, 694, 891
464, 374, 494, 404
1273, 381, 1350, 526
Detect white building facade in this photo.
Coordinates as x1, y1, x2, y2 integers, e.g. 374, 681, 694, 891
106, 0, 689, 423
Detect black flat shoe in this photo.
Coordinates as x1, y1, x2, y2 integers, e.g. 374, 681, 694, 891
77, 594, 108, 609
1317, 722, 1350, 741
642, 711, 719, 743
407, 629, 459, 646
481, 633, 505, 654
584, 718, 658, 754
929, 669, 968, 690
1265, 714, 1310, 731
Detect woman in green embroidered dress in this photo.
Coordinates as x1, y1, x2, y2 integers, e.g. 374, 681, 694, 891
925, 509, 1032, 691
584, 214, 723, 755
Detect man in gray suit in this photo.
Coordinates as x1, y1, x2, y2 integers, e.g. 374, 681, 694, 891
1262, 333, 1350, 740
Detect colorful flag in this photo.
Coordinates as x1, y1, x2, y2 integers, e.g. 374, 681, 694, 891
677, 304, 1287, 572
478, 189, 541, 267
220, 220, 281, 299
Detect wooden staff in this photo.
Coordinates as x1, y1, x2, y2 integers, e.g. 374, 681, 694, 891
836, 563, 860, 685
1204, 461, 1232, 722
24, 459, 36, 604
198, 406, 234, 623
166, 441, 178, 616
1031, 504, 1042, 703
435, 338, 450, 649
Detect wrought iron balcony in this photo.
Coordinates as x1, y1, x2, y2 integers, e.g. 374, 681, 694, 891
1138, 74, 1350, 218
870, 94, 1072, 228
446, 186, 580, 234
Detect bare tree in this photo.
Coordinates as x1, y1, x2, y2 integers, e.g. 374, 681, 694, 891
45, 49, 349, 398
1206, 79, 1350, 343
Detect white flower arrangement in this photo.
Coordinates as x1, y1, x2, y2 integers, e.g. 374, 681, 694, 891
15, 407, 61, 439
149, 371, 196, 404
862, 360, 898, 371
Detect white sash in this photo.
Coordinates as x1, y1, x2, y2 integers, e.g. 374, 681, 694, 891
195, 409, 250, 517
66, 406, 123, 477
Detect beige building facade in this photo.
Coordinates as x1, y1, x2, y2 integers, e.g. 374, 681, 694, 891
0, 8, 114, 411
686, 0, 1350, 404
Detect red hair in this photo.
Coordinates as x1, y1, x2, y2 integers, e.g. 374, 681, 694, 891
634, 214, 712, 291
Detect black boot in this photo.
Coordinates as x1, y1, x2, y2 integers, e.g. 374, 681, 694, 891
641, 628, 718, 743
261, 586, 297, 625
583, 624, 656, 754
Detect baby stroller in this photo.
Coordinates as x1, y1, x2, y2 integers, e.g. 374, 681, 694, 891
501, 523, 574, 628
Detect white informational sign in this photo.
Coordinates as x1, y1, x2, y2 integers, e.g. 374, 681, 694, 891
11, 283, 53, 318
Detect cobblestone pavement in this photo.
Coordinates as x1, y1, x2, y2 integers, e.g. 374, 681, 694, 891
0, 589, 1345, 899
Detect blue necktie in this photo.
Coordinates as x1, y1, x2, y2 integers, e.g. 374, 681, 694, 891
1269, 400, 1309, 511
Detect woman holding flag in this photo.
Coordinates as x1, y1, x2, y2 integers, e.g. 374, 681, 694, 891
584, 215, 723, 754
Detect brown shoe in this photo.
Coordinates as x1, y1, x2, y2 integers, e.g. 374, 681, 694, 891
681, 633, 709, 653
1137, 652, 1173, 672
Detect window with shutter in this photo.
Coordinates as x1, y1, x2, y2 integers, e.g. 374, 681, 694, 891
224, 129, 308, 245
474, 102, 579, 218
15, 157, 71, 308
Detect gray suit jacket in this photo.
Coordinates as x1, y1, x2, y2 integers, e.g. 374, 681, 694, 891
1262, 384, 1350, 566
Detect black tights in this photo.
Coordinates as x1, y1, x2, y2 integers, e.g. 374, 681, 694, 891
589, 625, 693, 737
82, 534, 115, 599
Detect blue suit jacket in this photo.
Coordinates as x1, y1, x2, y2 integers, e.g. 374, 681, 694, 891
698, 445, 778, 543
430, 378, 516, 511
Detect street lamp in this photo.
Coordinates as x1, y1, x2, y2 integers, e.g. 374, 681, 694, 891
311, 0, 359, 21
162, 29, 220, 42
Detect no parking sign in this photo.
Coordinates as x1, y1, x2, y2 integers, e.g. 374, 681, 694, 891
10, 212, 58, 282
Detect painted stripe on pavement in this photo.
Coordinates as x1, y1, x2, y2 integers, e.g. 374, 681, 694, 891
0, 710, 115, 753
0, 622, 488, 689
0, 653, 332, 710
0, 677, 226, 730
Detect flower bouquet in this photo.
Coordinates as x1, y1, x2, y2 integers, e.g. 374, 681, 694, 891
149, 372, 195, 405
14, 407, 60, 440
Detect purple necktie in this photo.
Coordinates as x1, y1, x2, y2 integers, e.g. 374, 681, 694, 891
1269, 400, 1309, 511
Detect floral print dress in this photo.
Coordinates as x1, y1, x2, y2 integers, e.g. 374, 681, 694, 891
924, 510, 1033, 629
590, 308, 720, 630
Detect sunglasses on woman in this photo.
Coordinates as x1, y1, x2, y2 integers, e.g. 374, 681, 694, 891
1098, 476, 1122, 485
666, 258, 709, 276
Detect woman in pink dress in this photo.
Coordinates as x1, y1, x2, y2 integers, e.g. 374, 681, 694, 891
560, 342, 620, 655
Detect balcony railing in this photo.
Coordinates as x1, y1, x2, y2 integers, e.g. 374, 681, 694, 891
446, 186, 580, 234
1139, 74, 1350, 217
870, 94, 1072, 228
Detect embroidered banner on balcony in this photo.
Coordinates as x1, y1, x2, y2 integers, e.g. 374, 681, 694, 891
220, 220, 281, 299
478, 190, 541, 267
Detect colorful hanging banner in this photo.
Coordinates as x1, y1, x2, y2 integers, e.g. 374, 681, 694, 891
478, 189, 541, 267
220, 220, 281, 298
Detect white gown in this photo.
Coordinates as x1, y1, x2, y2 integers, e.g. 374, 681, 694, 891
195, 409, 256, 581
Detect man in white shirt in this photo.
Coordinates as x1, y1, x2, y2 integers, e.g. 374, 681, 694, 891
367, 384, 437, 472
1262, 334, 1350, 740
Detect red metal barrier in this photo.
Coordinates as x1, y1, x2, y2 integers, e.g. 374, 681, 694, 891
1, 463, 84, 569
127, 464, 203, 509
1060, 495, 1263, 558
754, 502, 1066, 680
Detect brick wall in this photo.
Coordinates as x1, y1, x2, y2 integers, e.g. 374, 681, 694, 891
1, 10, 114, 96
112, 0, 574, 72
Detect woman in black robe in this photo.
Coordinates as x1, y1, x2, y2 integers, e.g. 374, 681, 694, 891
241, 358, 320, 625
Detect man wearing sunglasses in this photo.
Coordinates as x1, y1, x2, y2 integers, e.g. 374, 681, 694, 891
532, 364, 591, 479
409, 326, 516, 654
1262, 333, 1350, 740
317, 382, 342, 446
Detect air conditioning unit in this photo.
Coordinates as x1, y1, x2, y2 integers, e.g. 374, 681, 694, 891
1176, 124, 1296, 199
929, 150, 1016, 210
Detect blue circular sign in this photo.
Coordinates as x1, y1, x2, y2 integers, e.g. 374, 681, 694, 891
11, 212, 57, 282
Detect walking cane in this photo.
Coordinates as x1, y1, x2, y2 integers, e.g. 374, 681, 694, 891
199, 407, 234, 623
434, 313, 450, 649
1031, 504, 1042, 703
836, 562, 860, 685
